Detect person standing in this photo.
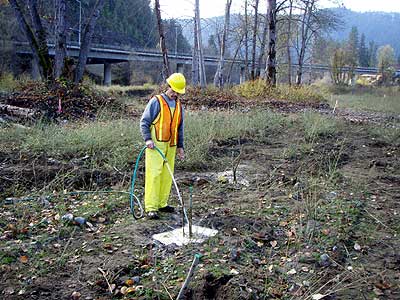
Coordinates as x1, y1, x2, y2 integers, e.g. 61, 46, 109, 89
140, 73, 186, 219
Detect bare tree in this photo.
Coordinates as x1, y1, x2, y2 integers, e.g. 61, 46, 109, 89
257, 14, 267, 78
286, 0, 294, 85
9, 0, 52, 80
214, 0, 232, 88
265, 0, 277, 85
54, 0, 67, 79
194, 0, 206, 87
192, 16, 199, 85
294, 0, 339, 85
74, 0, 106, 83
244, 0, 249, 79
250, 0, 259, 80
154, 0, 170, 79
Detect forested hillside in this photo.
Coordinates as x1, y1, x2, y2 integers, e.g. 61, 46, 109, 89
329, 8, 400, 55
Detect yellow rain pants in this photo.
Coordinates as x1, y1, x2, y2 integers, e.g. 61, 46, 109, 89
144, 111, 177, 212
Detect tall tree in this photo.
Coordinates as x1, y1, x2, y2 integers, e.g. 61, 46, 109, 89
368, 40, 378, 67
250, 0, 259, 80
194, 0, 206, 87
265, 0, 277, 85
9, 0, 52, 80
294, 0, 339, 85
257, 13, 267, 78
154, 0, 170, 79
286, 0, 294, 85
377, 45, 396, 83
244, 0, 249, 80
214, 0, 232, 88
54, 0, 67, 79
164, 19, 191, 54
346, 26, 359, 67
74, 0, 106, 83
358, 33, 369, 67
192, 15, 199, 85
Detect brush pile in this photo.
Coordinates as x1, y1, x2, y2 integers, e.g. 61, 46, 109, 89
0, 81, 124, 123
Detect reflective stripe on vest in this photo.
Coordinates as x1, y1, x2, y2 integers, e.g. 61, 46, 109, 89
153, 95, 182, 146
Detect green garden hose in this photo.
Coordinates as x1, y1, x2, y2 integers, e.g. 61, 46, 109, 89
129, 145, 188, 222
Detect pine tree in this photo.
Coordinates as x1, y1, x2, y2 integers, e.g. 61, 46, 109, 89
346, 26, 359, 67
358, 33, 369, 67
368, 41, 378, 68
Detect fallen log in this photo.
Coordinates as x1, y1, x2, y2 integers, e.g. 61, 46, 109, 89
0, 104, 40, 119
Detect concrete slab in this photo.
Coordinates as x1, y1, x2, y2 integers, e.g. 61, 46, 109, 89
152, 225, 218, 246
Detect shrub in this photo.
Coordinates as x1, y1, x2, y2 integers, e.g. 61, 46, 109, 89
232, 79, 325, 103
0, 73, 19, 92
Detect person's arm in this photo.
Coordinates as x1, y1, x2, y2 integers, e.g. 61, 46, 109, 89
140, 97, 160, 148
177, 105, 184, 148
177, 105, 185, 159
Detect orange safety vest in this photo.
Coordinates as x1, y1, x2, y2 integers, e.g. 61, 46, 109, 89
152, 94, 182, 146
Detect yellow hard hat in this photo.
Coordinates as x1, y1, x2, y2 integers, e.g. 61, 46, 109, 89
166, 73, 186, 94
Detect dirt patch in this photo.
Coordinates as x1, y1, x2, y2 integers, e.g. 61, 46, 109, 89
1, 103, 399, 299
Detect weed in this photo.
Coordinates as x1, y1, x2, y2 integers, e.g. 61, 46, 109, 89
326, 85, 400, 114
233, 79, 325, 102
368, 125, 400, 146
301, 112, 340, 144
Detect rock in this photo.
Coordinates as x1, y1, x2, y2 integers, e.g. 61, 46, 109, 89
132, 276, 140, 284
71, 291, 81, 300
74, 217, 86, 226
62, 213, 74, 222
319, 254, 331, 267
230, 248, 240, 262
326, 191, 337, 201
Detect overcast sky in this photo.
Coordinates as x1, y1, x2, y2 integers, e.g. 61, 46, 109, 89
156, 0, 400, 19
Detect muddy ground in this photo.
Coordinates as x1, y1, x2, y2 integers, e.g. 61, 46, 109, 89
0, 99, 399, 300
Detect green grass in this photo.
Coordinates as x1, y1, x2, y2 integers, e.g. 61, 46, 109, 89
322, 85, 400, 114
301, 112, 341, 144
183, 110, 287, 169
1, 110, 287, 174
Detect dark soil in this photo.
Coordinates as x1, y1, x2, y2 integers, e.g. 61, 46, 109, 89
0, 97, 399, 300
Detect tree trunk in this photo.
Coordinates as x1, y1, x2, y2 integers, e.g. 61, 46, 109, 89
195, 0, 206, 87
257, 13, 268, 78
296, 0, 313, 85
28, 0, 52, 80
192, 16, 199, 85
251, 0, 259, 80
9, 0, 51, 80
54, 0, 67, 79
214, 0, 232, 88
227, 35, 244, 84
74, 0, 106, 84
244, 0, 249, 80
266, 0, 277, 85
287, 0, 293, 85
155, 0, 170, 79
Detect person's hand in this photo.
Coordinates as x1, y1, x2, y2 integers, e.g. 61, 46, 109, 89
177, 148, 185, 160
146, 139, 154, 149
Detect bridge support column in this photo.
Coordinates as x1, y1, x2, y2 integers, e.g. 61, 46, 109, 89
103, 63, 112, 86
176, 63, 184, 74
240, 66, 246, 84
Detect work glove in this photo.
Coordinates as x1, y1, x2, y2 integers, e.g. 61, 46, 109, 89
145, 139, 155, 149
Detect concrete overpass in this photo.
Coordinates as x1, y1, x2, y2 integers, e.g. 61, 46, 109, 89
15, 42, 394, 85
